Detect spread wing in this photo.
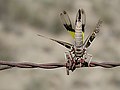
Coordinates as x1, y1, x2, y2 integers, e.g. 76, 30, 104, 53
83, 19, 103, 48
81, 9, 86, 42
37, 34, 73, 50
75, 9, 86, 46
60, 11, 75, 38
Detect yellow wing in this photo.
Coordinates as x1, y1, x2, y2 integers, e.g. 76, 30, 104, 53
69, 31, 75, 38
81, 9, 86, 42
82, 32, 84, 43
74, 9, 86, 46
60, 11, 75, 38
60, 9, 86, 41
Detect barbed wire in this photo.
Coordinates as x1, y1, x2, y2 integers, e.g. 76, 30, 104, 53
0, 60, 120, 75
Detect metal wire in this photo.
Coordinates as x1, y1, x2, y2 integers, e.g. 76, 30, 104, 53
0, 60, 120, 75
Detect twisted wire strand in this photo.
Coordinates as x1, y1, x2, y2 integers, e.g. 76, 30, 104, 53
0, 60, 120, 71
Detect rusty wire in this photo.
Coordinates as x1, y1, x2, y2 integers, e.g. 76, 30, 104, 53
0, 60, 120, 75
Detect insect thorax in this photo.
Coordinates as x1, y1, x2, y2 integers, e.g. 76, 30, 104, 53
74, 46, 84, 58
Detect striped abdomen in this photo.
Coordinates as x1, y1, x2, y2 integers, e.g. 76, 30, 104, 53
75, 24, 84, 57
74, 9, 84, 57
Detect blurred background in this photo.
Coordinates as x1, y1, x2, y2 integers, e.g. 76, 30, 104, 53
0, 0, 120, 90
